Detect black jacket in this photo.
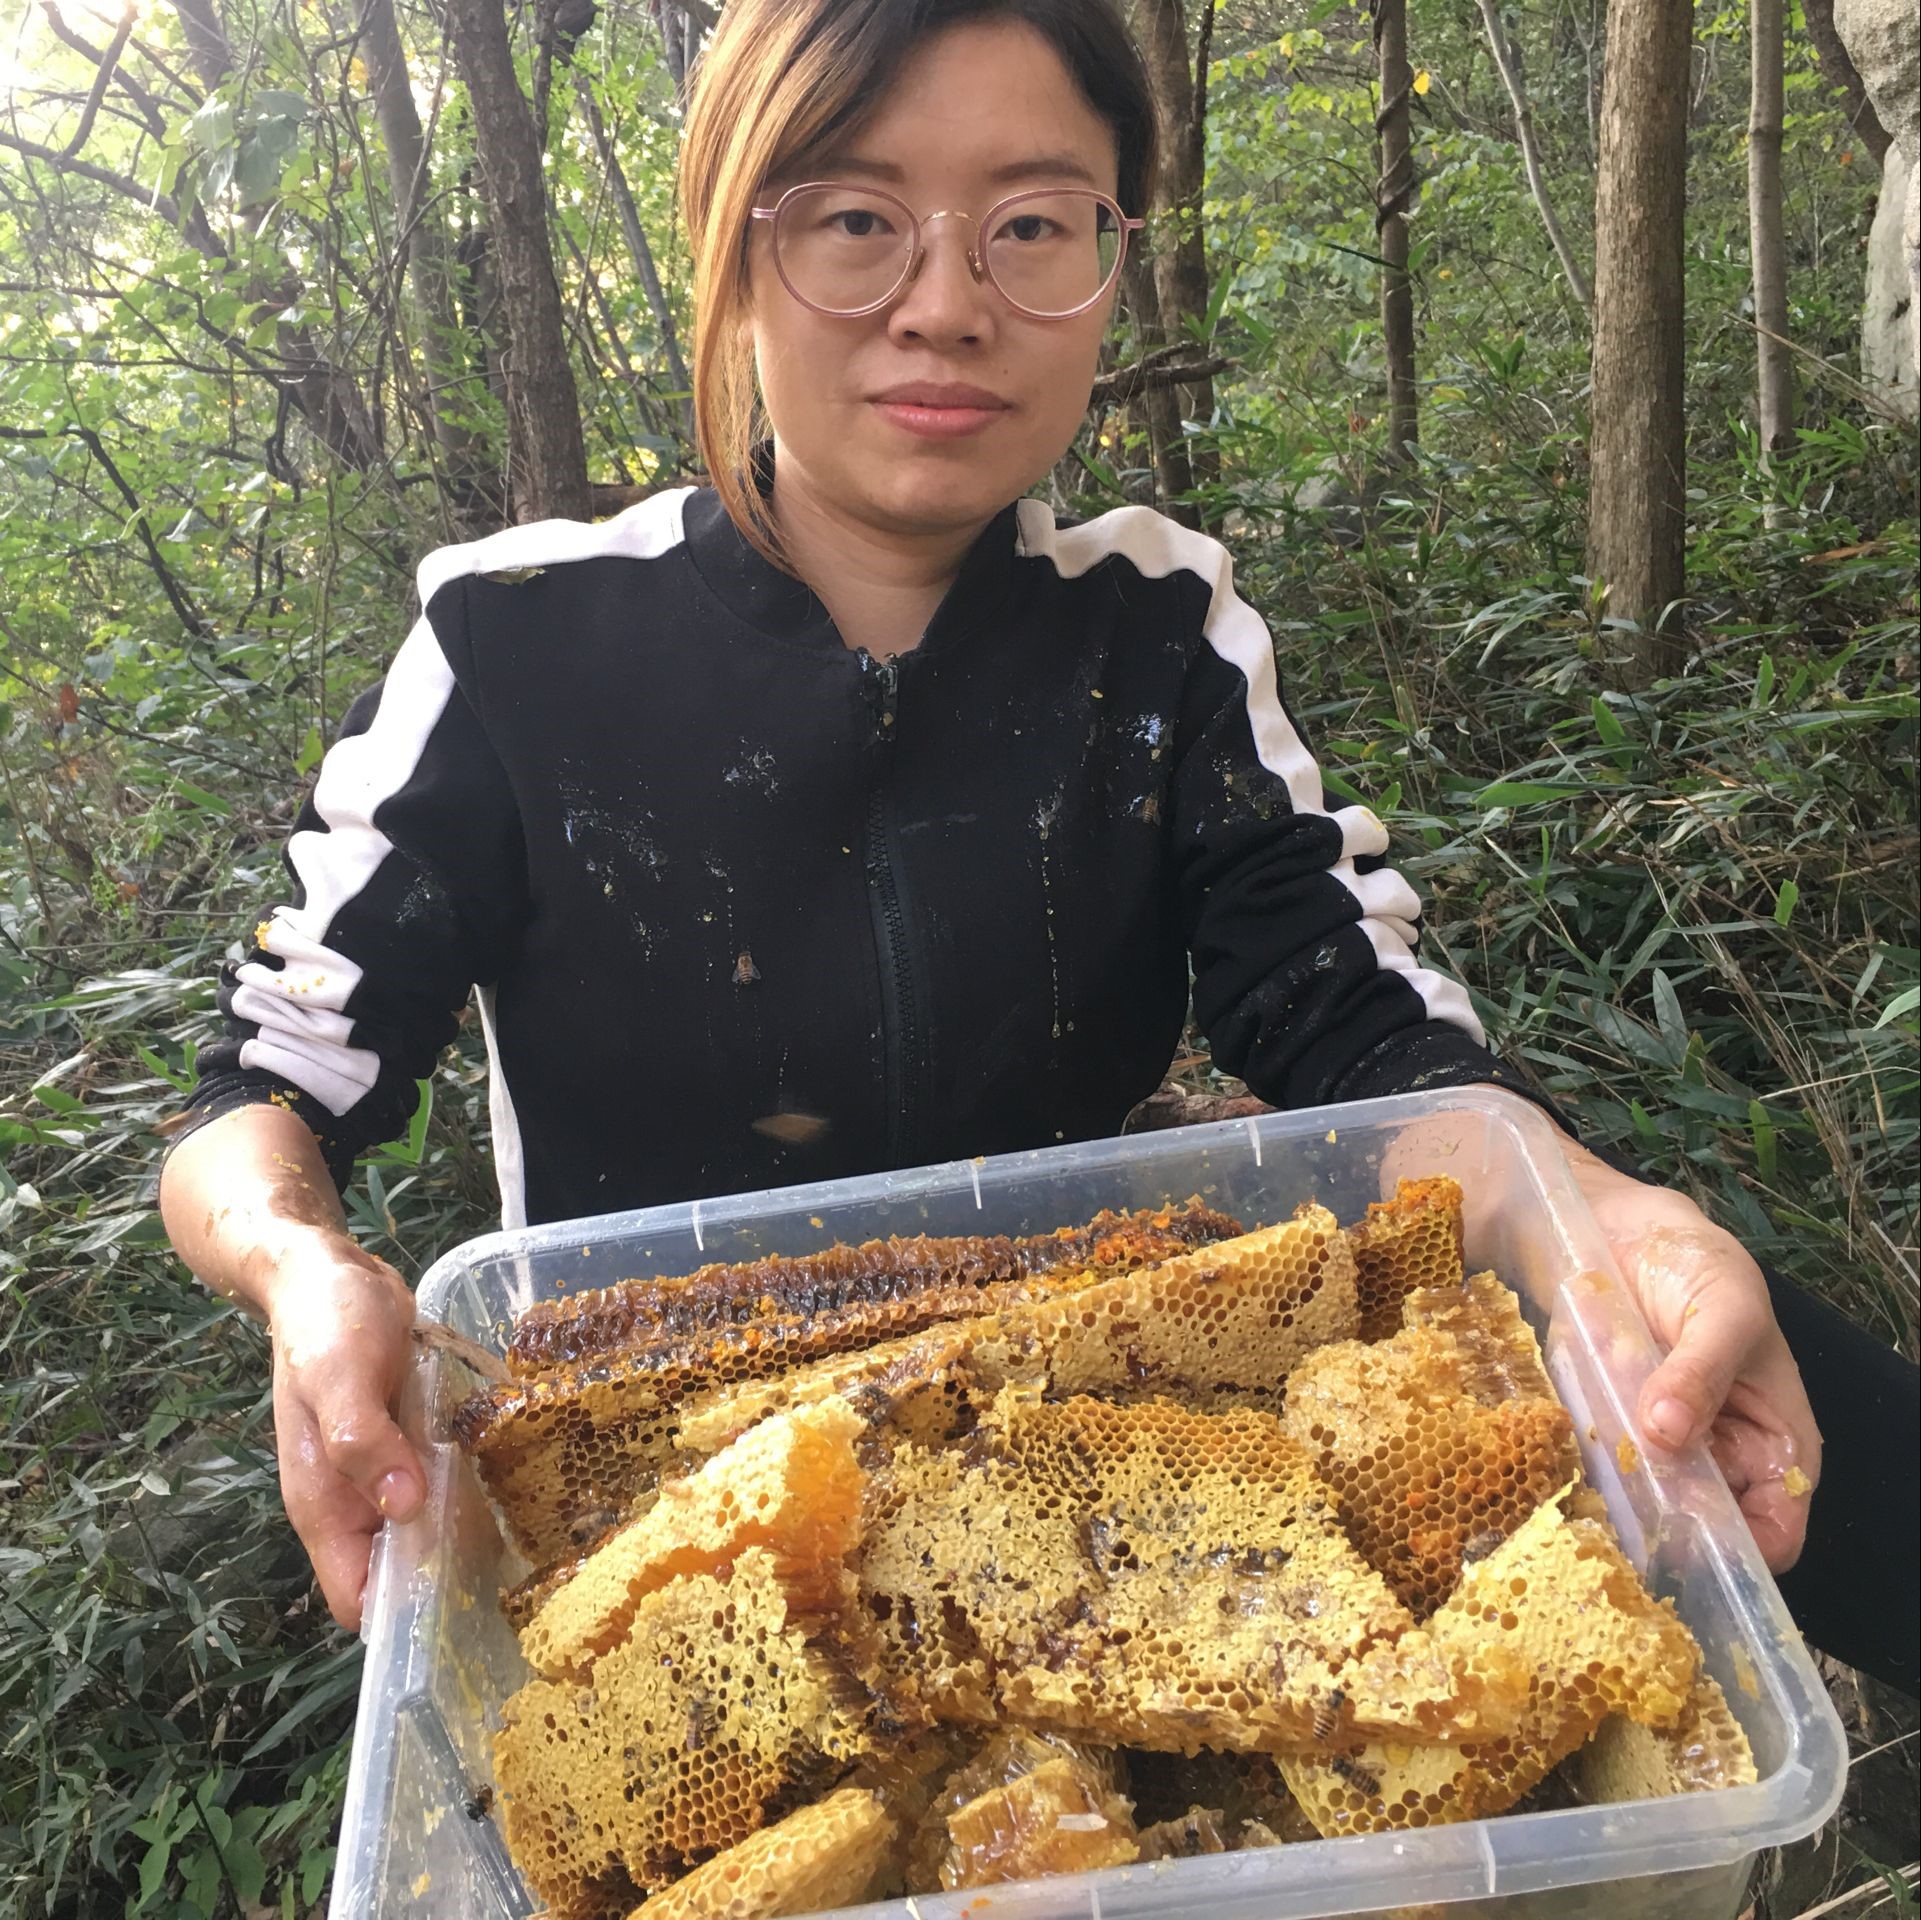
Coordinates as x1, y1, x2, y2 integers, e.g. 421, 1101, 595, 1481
171, 444, 1534, 1228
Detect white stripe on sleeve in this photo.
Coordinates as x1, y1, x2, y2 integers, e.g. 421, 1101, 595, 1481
1017, 497, 1485, 1045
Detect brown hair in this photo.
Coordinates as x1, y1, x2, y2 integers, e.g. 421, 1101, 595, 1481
677, 0, 1160, 576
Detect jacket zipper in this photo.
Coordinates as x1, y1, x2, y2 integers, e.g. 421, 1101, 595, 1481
861, 654, 920, 1162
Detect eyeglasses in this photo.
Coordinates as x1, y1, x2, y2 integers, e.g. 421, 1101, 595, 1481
749, 181, 1144, 321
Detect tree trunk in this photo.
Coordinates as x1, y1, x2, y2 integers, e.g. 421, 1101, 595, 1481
1131, 0, 1220, 525
1802, 0, 1891, 167
1121, 247, 1196, 514
1748, 0, 1795, 481
1587, 0, 1690, 682
442, 0, 592, 521
574, 70, 695, 459
1374, 0, 1419, 467
357, 0, 483, 483
1474, 0, 1594, 307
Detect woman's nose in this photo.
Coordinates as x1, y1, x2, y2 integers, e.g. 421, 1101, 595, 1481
887, 215, 999, 343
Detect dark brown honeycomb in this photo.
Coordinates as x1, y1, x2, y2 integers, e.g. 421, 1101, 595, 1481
510, 1201, 1242, 1373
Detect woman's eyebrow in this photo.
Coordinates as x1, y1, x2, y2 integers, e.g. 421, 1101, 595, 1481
827, 151, 1100, 188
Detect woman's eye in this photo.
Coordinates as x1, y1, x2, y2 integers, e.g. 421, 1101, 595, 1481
830, 208, 893, 238
999, 214, 1060, 244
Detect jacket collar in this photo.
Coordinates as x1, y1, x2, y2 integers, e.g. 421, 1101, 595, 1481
680, 435, 1029, 655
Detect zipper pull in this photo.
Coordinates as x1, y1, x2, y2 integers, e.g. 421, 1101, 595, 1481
874, 657, 900, 736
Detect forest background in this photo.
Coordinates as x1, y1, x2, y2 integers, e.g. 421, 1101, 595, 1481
0, 0, 1915, 1911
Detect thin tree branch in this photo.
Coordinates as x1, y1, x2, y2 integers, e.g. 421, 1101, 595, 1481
0, 423, 210, 637
1473, 0, 1593, 308
38, 0, 178, 132
1092, 353, 1233, 406
0, 123, 182, 225
52, 0, 137, 157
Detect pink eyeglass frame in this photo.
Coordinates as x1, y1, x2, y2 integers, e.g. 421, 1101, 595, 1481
748, 180, 1145, 320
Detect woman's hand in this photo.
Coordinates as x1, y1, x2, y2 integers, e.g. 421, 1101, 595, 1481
1561, 1139, 1820, 1573
267, 1236, 427, 1632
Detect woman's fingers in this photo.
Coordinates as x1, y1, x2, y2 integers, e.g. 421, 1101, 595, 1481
1627, 1227, 1772, 1451
300, 1352, 426, 1522
275, 1392, 384, 1631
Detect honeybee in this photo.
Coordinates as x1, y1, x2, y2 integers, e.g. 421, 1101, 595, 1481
1329, 1752, 1381, 1798
1461, 1527, 1506, 1566
1312, 1685, 1347, 1743
464, 1785, 495, 1820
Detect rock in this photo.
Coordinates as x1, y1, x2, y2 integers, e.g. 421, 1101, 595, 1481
1835, 0, 1919, 158
1862, 146, 1919, 418
1836, 0, 1920, 406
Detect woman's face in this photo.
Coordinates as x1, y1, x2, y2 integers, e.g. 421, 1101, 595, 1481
743, 18, 1124, 539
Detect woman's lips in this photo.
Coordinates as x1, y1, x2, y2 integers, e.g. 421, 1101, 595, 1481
872, 400, 1009, 439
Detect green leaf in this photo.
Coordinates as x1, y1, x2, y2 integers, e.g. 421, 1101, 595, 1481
295, 723, 324, 775
1748, 1099, 1778, 1183
1873, 985, 1920, 1029
1477, 780, 1582, 806
1773, 878, 1799, 926
1651, 968, 1688, 1061
1591, 696, 1629, 750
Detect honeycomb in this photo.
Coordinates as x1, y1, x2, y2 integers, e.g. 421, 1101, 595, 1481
1350, 1177, 1465, 1341
1133, 1806, 1228, 1859
458, 1204, 1240, 1561
908, 1732, 1139, 1890
495, 1547, 881, 1916
619, 1787, 894, 1920
511, 1202, 1241, 1373
857, 1389, 1523, 1753
1281, 1295, 1585, 1616
1280, 1495, 1701, 1833
472, 1183, 1754, 1913
520, 1400, 865, 1682
1573, 1671, 1758, 1802
676, 1209, 1360, 1463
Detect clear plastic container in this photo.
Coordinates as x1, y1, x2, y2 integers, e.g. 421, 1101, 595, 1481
331, 1086, 1846, 1920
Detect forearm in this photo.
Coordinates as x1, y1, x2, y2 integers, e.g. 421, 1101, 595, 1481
157, 1102, 375, 1324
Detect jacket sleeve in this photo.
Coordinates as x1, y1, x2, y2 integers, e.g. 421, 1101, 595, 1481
1169, 542, 1545, 1114
166, 575, 529, 1196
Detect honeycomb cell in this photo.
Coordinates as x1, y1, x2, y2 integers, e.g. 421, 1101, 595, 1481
494, 1549, 881, 1915
458, 1203, 1241, 1561
621, 1788, 895, 1920
1574, 1672, 1758, 1803
511, 1202, 1241, 1373
909, 1732, 1139, 1891
1349, 1177, 1465, 1341
678, 1211, 1361, 1464
521, 1399, 866, 1683
1280, 1496, 1700, 1835
857, 1389, 1515, 1754
1281, 1295, 1584, 1618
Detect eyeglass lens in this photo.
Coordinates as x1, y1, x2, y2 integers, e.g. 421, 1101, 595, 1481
773, 188, 1123, 317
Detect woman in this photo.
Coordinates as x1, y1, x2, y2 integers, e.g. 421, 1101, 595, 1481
157, 0, 1874, 1682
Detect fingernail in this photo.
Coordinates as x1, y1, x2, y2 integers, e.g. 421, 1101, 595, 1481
376, 1470, 418, 1517
1648, 1398, 1693, 1447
